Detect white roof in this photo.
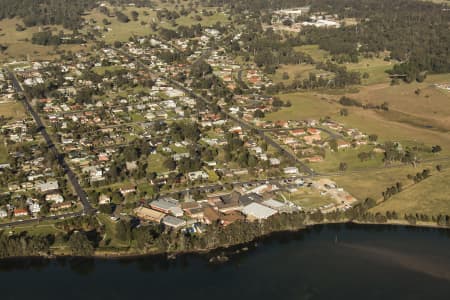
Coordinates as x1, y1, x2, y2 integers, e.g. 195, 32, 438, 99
242, 203, 277, 220
262, 199, 285, 209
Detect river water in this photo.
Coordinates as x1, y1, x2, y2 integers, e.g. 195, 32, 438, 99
1, 224, 450, 300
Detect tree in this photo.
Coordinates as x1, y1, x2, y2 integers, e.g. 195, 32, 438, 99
431, 145, 442, 153
163, 157, 177, 171
339, 162, 348, 171
99, 204, 114, 215
253, 109, 265, 118
340, 108, 348, 116
329, 139, 338, 152
131, 11, 139, 21
368, 134, 378, 142
68, 231, 94, 256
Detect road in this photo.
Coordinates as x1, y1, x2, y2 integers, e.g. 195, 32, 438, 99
8, 70, 95, 215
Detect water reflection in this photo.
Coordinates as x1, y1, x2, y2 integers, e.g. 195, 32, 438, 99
0, 224, 449, 300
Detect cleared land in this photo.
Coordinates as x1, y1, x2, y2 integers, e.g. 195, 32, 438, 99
370, 167, 450, 216
311, 146, 385, 174
269, 79, 450, 156
295, 45, 330, 62
0, 102, 26, 120
279, 189, 336, 210
345, 74, 450, 131
344, 57, 392, 85
332, 160, 450, 202
83, 5, 229, 43
0, 18, 89, 62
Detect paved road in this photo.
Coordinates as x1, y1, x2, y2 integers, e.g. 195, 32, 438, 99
8, 70, 95, 215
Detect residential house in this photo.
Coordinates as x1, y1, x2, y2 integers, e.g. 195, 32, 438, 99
120, 185, 136, 196
99, 194, 111, 205
283, 166, 299, 175
45, 193, 64, 203
14, 208, 28, 217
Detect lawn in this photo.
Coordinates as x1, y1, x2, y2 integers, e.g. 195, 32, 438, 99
97, 214, 130, 248
312, 145, 384, 174
8, 221, 63, 236
147, 153, 168, 174
370, 167, 450, 216
280, 189, 336, 210
0, 102, 26, 120
91, 65, 125, 75
0, 139, 8, 164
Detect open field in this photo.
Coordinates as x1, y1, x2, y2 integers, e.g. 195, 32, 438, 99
91, 65, 125, 75
83, 7, 157, 43
0, 102, 26, 120
295, 45, 330, 62
269, 76, 450, 156
370, 167, 450, 216
279, 189, 336, 210
269, 63, 331, 85
345, 74, 450, 131
332, 160, 450, 202
0, 138, 9, 163
147, 153, 168, 174
0, 18, 89, 62
344, 57, 392, 85
266, 92, 341, 121
311, 146, 385, 174
84, 3, 229, 44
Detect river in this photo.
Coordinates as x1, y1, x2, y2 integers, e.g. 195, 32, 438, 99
1, 224, 450, 300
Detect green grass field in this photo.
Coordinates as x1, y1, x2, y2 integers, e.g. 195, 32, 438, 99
147, 153, 168, 174
265, 92, 340, 121
280, 189, 336, 210
311, 146, 384, 174
345, 74, 450, 132
0, 18, 89, 62
332, 160, 450, 202
344, 57, 392, 85
295, 45, 330, 62
83, 7, 157, 43
0, 102, 26, 120
370, 167, 450, 216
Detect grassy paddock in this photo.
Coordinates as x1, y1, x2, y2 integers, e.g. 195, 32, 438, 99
370, 167, 450, 216
332, 160, 450, 202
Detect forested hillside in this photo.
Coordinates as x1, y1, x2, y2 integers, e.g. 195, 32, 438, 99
203, 0, 450, 79
0, 0, 153, 29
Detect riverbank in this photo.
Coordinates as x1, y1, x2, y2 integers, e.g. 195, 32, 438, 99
2, 217, 449, 262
